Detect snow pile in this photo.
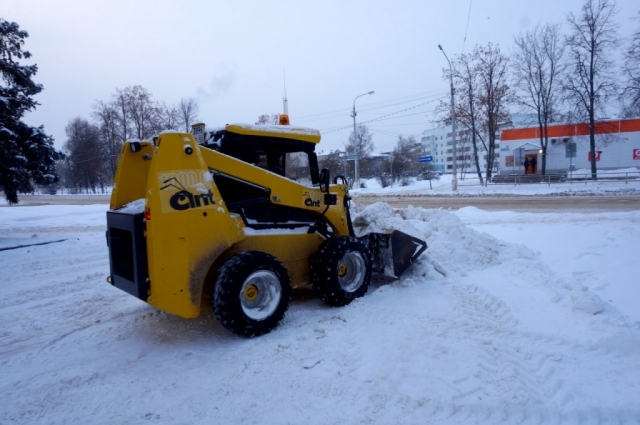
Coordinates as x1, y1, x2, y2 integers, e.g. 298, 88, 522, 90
117, 198, 145, 214
571, 286, 605, 315
353, 202, 502, 280
353, 202, 609, 320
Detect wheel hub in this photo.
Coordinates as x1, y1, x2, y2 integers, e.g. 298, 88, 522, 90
243, 284, 259, 301
337, 251, 365, 293
239, 271, 282, 321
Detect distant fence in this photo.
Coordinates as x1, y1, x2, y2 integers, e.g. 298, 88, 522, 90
491, 171, 640, 186
32, 185, 113, 195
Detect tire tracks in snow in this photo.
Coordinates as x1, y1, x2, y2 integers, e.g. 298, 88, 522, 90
442, 282, 640, 424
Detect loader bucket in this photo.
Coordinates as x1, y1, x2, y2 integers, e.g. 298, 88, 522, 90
359, 231, 427, 278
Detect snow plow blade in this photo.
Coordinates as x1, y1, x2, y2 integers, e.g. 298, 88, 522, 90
359, 231, 427, 278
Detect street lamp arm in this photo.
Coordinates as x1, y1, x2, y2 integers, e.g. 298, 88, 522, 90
438, 44, 452, 69
352, 90, 375, 116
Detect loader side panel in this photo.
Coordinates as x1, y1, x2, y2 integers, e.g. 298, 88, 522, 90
144, 132, 245, 319
110, 141, 153, 209
106, 210, 149, 300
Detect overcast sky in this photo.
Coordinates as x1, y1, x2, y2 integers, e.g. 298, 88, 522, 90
4, 0, 638, 153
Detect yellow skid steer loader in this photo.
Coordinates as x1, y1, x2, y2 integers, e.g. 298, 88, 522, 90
106, 118, 426, 337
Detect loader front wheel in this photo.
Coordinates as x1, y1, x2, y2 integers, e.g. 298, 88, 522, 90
311, 237, 372, 307
213, 251, 291, 337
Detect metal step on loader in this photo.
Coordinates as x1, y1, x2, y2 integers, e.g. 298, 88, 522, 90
106, 115, 426, 337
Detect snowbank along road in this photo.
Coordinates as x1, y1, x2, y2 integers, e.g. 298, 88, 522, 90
354, 194, 640, 212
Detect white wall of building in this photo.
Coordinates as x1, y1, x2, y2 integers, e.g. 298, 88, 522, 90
499, 118, 640, 175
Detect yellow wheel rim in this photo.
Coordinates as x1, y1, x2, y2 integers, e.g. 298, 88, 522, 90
244, 284, 259, 301
338, 263, 348, 277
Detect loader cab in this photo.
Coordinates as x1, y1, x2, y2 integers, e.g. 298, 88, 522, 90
197, 123, 326, 231
201, 124, 321, 185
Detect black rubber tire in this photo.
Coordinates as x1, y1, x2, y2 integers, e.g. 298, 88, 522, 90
212, 251, 291, 337
311, 236, 372, 307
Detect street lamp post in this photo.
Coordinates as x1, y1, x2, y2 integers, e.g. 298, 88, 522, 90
438, 44, 457, 191
351, 90, 374, 188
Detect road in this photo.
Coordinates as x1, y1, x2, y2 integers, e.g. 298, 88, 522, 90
3, 193, 640, 213
1, 194, 111, 207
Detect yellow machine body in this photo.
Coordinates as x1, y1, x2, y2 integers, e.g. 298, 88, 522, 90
107, 127, 350, 319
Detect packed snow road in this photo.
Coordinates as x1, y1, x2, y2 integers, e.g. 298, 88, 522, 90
1, 203, 639, 425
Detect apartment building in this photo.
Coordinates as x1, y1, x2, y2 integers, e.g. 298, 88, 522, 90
420, 125, 500, 174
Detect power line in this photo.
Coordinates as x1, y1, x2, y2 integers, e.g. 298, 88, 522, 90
355, 89, 446, 112
370, 129, 405, 137
320, 99, 439, 134
369, 120, 434, 127
462, 0, 473, 53
294, 89, 446, 124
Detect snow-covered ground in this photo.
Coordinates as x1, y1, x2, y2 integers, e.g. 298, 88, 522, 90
1, 189, 639, 424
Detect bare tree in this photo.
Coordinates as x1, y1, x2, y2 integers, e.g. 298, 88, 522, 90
120, 85, 160, 140
346, 124, 374, 158
621, 10, 640, 117
157, 102, 180, 132
318, 151, 346, 181
392, 135, 422, 179
178, 98, 199, 131
438, 52, 484, 184
111, 88, 131, 142
63, 117, 106, 193
456, 131, 473, 179
440, 44, 512, 183
92, 100, 121, 180
564, 0, 619, 180
476, 43, 512, 182
255, 114, 279, 125
513, 23, 567, 174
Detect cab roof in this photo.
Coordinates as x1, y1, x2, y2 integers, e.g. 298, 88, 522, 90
225, 123, 321, 144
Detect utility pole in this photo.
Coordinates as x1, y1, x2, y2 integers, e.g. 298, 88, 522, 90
351, 91, 374, 188
438, 45, 458, 191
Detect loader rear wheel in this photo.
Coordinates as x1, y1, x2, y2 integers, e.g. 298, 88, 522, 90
213, 251, 291, 337
311, 237, 372, 307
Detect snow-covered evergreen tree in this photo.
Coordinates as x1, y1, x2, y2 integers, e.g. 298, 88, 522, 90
0, 19, 61, 204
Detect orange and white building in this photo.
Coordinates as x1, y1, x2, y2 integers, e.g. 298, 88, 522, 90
498, 117, 640, 175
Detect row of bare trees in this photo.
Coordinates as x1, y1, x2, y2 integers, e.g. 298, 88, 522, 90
440, 0, 639, 180
58, 86, 199, 193
319, 128, 432, 188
